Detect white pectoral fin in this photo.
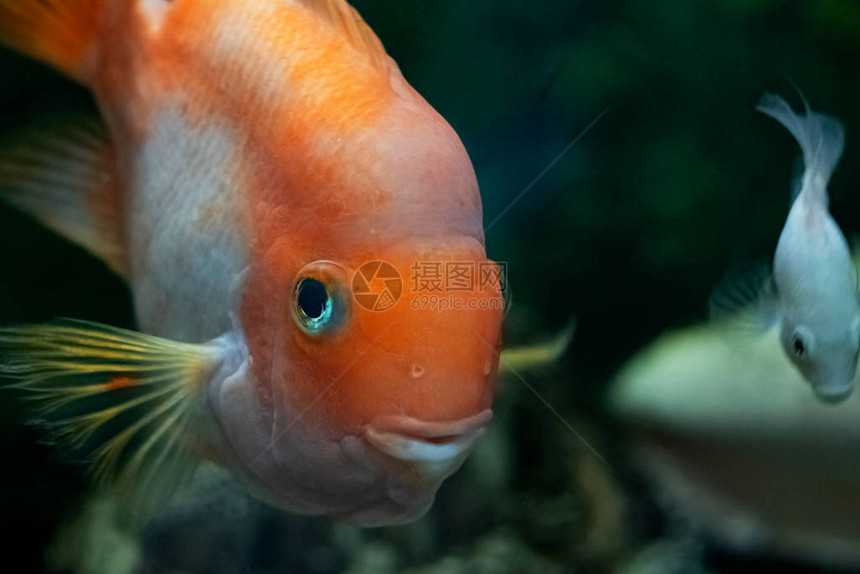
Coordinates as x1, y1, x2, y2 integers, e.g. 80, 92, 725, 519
0, 117, 127, 277
500, 318, 576, 373
708, 264, 779, 338
0, 320, 229, 526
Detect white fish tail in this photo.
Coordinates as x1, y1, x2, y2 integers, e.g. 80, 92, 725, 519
757, 93, 845, 203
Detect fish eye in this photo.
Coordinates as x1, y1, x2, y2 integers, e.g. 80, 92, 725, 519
793, 335, 806, 357
291, 261, 349, 336
791, 329, 809, 359
296, 279, 330, 326
785, 326, 814, 361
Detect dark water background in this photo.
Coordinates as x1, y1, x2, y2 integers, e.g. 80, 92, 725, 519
1, 1, 860, 572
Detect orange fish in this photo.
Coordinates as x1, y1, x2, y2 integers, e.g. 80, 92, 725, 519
0, 0, 504, 526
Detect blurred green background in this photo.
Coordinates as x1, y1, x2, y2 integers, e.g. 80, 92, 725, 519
1, 0, 860, 572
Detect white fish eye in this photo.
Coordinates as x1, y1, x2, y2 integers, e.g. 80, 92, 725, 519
291, 261, 350, 336
792, 335, 806, 357
789, 329, 815, 359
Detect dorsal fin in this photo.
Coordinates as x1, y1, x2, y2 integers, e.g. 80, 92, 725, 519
297, 0, 389, 70
0, 0, 102, 85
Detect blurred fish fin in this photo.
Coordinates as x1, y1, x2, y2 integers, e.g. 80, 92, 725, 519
502, 285, 513, 320
0, 320, 226, 527
790, 156, 805, 204
500, 318, 576, 373
708, 264, 779, 337
851, 237, 860, 291
0, 117, 127, 277
757, 93, 845, 203
0, 0, 102, 84
46, 492, 141, 574
298, 0, 389, 70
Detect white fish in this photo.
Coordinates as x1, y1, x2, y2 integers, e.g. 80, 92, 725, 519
710, 93, 860, 404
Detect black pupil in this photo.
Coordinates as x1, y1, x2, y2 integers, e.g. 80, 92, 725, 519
794, 338, 805, 355
298, 279, 328, 320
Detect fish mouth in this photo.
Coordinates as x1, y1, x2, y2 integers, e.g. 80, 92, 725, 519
363, 409, 492, 468
813, 384, 854, 405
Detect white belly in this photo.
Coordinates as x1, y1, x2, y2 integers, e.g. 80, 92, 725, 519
127, 106, 248, 343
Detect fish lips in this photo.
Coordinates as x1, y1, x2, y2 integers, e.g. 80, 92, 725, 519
363, 409, 492, 479
808, 364, 857, 404
812, 382, 855, 404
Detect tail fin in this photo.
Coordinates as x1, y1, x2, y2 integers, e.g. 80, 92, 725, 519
0, 0, 103, 84
757, 93, 845, 200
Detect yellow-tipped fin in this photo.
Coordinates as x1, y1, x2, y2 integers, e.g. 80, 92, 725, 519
0, 320, 225, 525
500, 319, 576, 373
0, 0, 103, 84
